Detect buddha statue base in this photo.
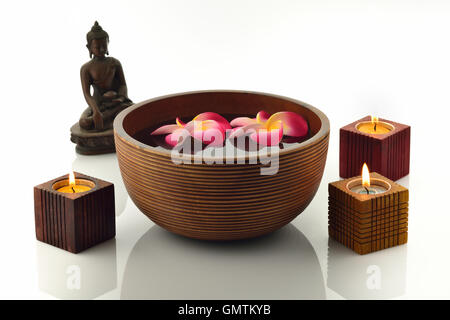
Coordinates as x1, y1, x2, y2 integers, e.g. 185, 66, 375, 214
70, 122, 116, 155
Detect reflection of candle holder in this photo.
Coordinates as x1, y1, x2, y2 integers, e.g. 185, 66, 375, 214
34, 172, 115, 253
327, 238, 407, 299
329, 172, 408, 255
340, 116, 410, 181
37, 239, 117, 299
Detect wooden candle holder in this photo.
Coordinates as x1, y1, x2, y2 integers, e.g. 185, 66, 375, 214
339, 116, 410, 181
34, 172, 115, 254
328, 172, 408, 255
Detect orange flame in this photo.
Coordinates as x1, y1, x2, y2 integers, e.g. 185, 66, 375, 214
362, 163, 370, 187
69, 171, 76, 186
371, 116, 379, 124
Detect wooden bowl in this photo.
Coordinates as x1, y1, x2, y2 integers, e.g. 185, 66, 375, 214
114, 90, 330, 240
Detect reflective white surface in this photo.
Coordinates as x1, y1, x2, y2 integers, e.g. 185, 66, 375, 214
1, 0, 449, 299
20, 150, 445, 300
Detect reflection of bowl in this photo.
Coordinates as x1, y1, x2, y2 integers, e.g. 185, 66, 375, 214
114, 90, 330, 240
121, 224, 325, 299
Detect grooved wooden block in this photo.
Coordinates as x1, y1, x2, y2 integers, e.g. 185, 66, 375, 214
339, 116, 410, 181
34, 172, 115, 254
328, 172, 408, 255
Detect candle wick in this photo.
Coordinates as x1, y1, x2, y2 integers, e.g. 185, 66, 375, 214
364, 186, 370, 194
374, 123, 377, 131
71, 187, 75, 193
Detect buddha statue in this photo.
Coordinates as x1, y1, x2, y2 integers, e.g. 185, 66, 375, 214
71, 21, 133, 154
79, 21, 133, 130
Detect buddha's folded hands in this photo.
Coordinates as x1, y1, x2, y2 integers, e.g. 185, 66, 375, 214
103, 90, 117, 98
112, 96, 125, 103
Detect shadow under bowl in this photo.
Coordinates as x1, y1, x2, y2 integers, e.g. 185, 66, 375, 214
114, 90, 330, 240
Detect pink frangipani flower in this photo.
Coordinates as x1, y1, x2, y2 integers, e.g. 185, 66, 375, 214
229, 110, 308, 146
151, 112, 231, 147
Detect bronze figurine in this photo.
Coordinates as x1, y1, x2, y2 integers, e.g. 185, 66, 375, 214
71, 21, 133, 154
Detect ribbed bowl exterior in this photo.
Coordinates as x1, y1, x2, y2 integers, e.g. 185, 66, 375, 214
114, 91, 329, 240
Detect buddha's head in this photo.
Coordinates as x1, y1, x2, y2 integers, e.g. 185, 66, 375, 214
86, 21, 109, 58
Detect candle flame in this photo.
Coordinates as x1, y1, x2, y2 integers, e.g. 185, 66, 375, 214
69, 171, 76, 186
362, 163, 370, 187
371, 116, 379, 124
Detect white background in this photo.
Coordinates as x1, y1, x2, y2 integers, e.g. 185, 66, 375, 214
0, 0, 449, 299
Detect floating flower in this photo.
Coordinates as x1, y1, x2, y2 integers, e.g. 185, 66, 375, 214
230, 110, 271, 127
151, 112, 231, 147
229, 111, 308, 146
191, 112, 232, 132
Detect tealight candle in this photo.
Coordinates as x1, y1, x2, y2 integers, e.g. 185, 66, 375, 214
347, 163, 390, 195
348, 181, 388, 194
53, 172, 94, 193
356, 116, 394, 134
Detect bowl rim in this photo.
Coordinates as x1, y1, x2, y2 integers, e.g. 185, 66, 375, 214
113, 90, 330, 161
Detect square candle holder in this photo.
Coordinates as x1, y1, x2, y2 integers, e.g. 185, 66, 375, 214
339, 116, 410, 181
34, 172, 115, 254
328, 172, 408, 255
